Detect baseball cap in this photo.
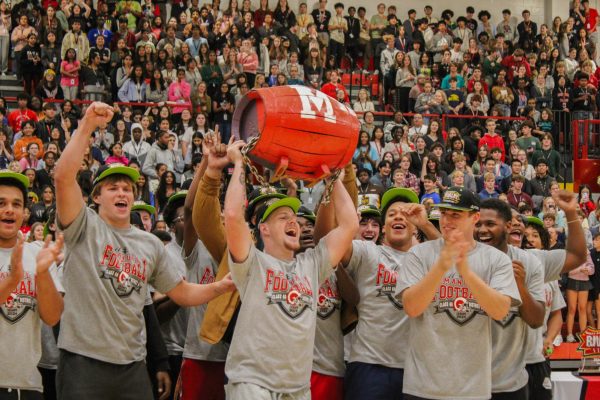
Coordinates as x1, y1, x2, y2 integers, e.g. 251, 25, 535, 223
297, 206, 316, 223
358, 204, 382, 218
428, 208, 441, 220
131, 201, 156, 215
166, 190, 188, 208
524, 216, 544, 228
0, 170, 30, 192
93, 163, 140, 186
255, 196, 301, 224
246, 186, 286, 223
381, 188, 419, 214
436, 186, 481, 212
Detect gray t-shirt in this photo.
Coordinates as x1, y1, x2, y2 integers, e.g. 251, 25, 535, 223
0, 243, 62, 391
182, 239, 229, 361
347, 241, 408, 368
524, 249, 567, 364
39, 261, 64, 370
528, 249, 567, 283
313, 271, 344, 377
58, 207, 182, 364
226, 241, 331, 393
396, 239, 521, 400
491, 246, 545, 393
160, 241, 189, 356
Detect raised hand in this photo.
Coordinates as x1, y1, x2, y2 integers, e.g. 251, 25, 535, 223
205, 128, 232, 171
227, 139, 246, 165
81, 102, 114, 132
36, 233, 65, 275
401, 203, 429, 229
552, 190, 577, 213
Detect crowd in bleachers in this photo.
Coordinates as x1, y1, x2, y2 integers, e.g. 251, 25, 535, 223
1, 1, 600, 400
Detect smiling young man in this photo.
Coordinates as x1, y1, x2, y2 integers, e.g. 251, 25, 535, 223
223, 140, 358, 399
0, 171, 64, 400
475, 199, 545, 400
342, 188, 440, 400
508, 191, 587, 400
53, 102, 235, 400
398, 187, 521, 400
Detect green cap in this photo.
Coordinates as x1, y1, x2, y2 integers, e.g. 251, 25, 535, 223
296, 206, 316, 223
131, 201, 156, 215
0, 170, 30, 192
358, 204, 382, 218
257, 196, 302, 223
166, 190, 188, 208
246, 186, 287, 223
93, 163, 140, 186
525, 216, 544, 228
381, 188, 419, 212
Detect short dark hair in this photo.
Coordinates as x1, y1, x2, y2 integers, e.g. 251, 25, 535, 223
481, 198, 513, 222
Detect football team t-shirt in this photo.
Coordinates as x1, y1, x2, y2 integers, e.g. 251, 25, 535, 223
491, 246, 545, 393
313, 271, 344, 377
226, 241, 331, 393
396, 239, 521, 400
347, 240, 409, 368
58, 207, 182, 364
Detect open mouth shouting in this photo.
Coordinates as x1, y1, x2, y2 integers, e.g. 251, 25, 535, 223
509, 227, 523, 244
114, 200, 129, 211
285, 226, 298, 238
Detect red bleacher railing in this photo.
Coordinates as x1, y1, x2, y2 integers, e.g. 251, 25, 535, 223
3, 97, 193, 110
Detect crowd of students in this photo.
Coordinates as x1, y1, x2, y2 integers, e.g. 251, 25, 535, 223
1, 1, 600, 400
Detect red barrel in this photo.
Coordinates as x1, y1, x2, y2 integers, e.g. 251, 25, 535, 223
232, 85, 360, 183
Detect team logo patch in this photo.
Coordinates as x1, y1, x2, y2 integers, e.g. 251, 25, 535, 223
494, 307, 519, 328
435, 274, 485, 326
375, 263, 403, 310
316, 276, 341, 319
264, 269, 314, 319
0, 273, 37, 324
99, 245, 147, 297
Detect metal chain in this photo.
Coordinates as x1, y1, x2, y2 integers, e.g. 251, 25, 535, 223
321, 168, 342, 205
241, 136, 269, 188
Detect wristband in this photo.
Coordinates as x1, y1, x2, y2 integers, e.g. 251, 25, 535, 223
566, 219, 579, 224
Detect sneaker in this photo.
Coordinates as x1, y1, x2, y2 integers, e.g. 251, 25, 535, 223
553, 335, 563, 347
566, 334, 576, 343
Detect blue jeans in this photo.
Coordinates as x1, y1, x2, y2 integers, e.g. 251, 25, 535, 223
344, 362, 404, 400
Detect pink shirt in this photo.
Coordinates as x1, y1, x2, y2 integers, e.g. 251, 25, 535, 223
168, 80, 191, 114
60, 60, 80, 87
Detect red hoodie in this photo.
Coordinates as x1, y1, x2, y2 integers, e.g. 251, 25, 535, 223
478, 133, 506, 162
501, 55, 531, 82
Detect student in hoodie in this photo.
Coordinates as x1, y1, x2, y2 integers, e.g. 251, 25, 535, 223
142, 130, 184, 182
123, 123, 152, 165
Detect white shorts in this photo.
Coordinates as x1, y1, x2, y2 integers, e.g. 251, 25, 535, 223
225, 382, 310, 400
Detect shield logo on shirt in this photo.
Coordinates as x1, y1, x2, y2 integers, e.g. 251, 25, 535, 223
0, 293, 36, 324
316, 277, 341, 320
265, 270, 314, 320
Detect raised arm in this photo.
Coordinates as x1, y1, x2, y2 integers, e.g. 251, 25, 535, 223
55, 102, 114, 228
555, 190, 587, 273
182, 156, 207, 257
320, 178, 359, 267
192, 133, 229, 261
223, 140, 253, 263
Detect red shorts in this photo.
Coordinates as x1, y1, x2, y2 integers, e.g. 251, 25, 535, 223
180, 358, 226, 400
310, 371, 343, 400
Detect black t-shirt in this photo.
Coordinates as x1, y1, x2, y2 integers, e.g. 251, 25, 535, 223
572, 86, 594, 111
